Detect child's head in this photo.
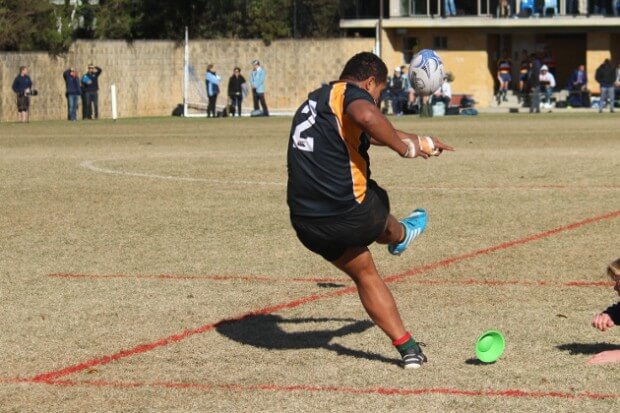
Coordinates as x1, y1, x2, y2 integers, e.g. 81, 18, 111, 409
608, 258, 620, 295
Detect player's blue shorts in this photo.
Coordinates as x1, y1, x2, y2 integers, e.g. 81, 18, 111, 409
499, 73, 512, 83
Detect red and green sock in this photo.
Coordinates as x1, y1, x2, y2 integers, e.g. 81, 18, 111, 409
392, 332, 420, 356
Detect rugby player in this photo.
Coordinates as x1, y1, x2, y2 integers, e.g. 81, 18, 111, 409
287, 52, 453, 369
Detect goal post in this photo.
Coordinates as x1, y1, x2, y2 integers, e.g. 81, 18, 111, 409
183, 27, 209, 117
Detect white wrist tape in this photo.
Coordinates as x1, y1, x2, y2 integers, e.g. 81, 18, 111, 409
401, 138, 416, 158
418, 136, 440, 156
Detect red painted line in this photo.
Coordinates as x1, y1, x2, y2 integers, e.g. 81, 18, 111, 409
23, 378, 619, 401
409, 279, 614, 288
30, 209, 620, 383
48, 273, 614, 288
400, 184, 620, 191
384, 209, 620, 284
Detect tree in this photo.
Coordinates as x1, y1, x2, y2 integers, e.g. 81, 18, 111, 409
94, 0, 136, 39
0, 0, 72, 52
294, 0, 341, 38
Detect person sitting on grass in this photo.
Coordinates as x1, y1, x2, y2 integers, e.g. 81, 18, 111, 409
287, 52, 454, 369
588, 258, 620, 365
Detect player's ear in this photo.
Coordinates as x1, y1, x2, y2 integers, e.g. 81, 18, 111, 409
364, 76, 376, 91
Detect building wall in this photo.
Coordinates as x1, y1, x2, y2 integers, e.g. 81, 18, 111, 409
0, 38, 374, 121
587, 32, 612, 94
382, 29, 494, 106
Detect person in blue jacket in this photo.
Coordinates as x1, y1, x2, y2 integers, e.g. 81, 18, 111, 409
63, 68, 81, 121
81, 64, 102, 119
12, 66, 33, 123
205, 64, 221, 117
250, 59, 269, 116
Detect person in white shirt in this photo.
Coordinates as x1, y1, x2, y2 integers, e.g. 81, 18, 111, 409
431, 72, 453, 108
539, 65, 556, 109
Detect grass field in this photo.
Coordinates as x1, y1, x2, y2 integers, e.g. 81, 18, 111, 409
1, 113, 619, 412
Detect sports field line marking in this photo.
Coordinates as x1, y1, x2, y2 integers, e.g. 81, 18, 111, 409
7, 378, 619, 401
80, 160, 285, 186
30, 209, 620, 383
81, 160, 618, 191
47, 273, 614, 288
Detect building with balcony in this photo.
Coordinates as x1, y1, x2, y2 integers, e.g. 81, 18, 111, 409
341, 0, 620, 106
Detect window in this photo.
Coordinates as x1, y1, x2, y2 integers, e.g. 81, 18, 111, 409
433, 36, 448, 50
403, 37, 419, 63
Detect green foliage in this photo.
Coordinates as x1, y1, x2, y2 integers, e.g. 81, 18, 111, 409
94, 0, 136, 40
295, 0, 342, 38
0, 0, 72, 53
0, 0, 345, 51
245, 0, 290, 44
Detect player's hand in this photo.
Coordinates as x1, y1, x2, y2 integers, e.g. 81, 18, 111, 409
418, 136, 454, 157
430, 136, 454, 156
587, 350, 620, 365
592, 313, 615, 332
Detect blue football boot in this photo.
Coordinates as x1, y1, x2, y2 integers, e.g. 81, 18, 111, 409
387, 208, 427, 256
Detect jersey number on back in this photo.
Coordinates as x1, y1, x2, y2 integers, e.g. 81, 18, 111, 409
292, 100, 317, 152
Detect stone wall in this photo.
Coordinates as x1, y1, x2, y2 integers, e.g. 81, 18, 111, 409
0, 38, 374, 121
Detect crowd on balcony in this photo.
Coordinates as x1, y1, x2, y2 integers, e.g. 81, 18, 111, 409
437, 0, 620, 17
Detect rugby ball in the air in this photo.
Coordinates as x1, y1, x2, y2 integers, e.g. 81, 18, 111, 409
409, 49, 444, 96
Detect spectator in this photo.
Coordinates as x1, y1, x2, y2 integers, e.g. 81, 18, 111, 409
539, 65, 556, 109
431, 72, 452, 108
595, 58, 616, 113
11, 65, 33, 123
250, 59, 269, 116
496, 49, 512, 105
542, 46, 557, 78
592, 0, 607, 14
497, 0, 511, 17
569, 64, 588, 91
566, 0, 578, 14
526, 54, 541, 113
63, 68, 81, 121
388, 67, 407, 116
205, 64, 221, 118
82, 64, 102, 120
588, 258, 620, 365
400, 65, 417, 112
567, 64, 588, 107
227, 67, 247, 117
444, 0, 457, 16
517, 50, 530, 104
614, 0, 619, 16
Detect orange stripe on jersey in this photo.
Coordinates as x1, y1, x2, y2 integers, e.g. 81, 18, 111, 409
329, 82, 367, 204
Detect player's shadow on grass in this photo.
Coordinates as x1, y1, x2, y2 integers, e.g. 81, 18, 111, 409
556, 342, 620, 355
216, 314, 399, 366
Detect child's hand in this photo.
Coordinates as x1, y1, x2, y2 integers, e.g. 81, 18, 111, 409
592, 313, 615, 331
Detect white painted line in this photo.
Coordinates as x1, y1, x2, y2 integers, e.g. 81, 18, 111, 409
80, 160, 618, 191
80, 160, 285, 186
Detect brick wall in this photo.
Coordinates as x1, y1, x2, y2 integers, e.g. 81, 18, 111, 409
0, 38, 374, 121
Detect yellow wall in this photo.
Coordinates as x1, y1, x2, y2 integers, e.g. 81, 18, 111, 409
586, 33, 612, 94
382, 29, 493, 107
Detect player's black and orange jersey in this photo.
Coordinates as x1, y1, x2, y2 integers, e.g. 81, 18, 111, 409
519, 59, 530, 74
287, 81, 375, 218
497, 58, 512, 74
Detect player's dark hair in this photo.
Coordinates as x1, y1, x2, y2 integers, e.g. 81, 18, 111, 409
339, 52, 388, 84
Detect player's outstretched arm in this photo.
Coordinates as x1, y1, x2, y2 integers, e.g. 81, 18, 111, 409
346, 99, 411, 157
